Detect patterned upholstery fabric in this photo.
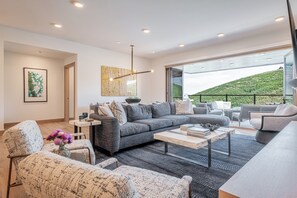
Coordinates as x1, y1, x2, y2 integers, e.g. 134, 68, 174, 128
175, 100, 194, 115
110, 101, 128, 125
18, 151, 138, 198
19, 151, 191, 198
42, 139, 96, 165
3, 120, 96, 183
114, 165, 192, 198
3, 120, 44, 182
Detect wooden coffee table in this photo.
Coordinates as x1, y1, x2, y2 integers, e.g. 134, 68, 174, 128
154, 127, 235, 168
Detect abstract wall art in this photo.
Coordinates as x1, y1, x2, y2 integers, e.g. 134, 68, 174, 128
101, 65, 137, 96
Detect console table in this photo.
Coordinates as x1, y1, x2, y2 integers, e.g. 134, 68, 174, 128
219, 121, 297, 198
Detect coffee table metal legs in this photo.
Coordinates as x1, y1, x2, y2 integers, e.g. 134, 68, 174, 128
163, 134, 231, 168
164, 142, 211, 168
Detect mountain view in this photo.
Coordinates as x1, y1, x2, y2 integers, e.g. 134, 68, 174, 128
189, 69, 284, 106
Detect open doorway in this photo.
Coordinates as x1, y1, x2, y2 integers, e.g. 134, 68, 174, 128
64, 63, 76, 122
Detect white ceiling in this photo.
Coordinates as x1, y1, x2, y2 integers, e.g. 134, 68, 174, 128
4, 42, 75, 59
0, 0, 296, 58
181, 48, 291, 74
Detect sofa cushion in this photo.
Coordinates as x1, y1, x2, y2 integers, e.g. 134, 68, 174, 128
249, 118, 262, 130
170, 102, 176, 115
152, 102, 171, 118
160, 115, 190, 126
127, 104, 152, 122
110, 101, 127, 125
186, 114, 230, 126
175, 99, 194, 115
120, 122, 150, 137
134, 118, 173, 130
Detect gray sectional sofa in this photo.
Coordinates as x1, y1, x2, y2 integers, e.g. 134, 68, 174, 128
90, 102, 230, 155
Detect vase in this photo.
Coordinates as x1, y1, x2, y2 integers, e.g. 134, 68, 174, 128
54, 145, 71, 158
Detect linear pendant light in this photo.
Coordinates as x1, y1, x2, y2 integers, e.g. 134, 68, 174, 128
110, 45, 153, 81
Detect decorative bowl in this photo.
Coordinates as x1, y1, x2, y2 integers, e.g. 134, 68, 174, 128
125, 98, 141, 104
200, 123, 220, 131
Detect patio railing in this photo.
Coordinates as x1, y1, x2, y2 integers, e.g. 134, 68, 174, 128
173, 94, 293, 107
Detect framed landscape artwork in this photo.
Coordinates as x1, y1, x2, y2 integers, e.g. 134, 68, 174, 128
23, 67, 48, 102
101, 65, 137, 96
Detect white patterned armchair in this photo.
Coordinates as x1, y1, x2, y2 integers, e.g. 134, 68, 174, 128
18, 151, 192, 198
3, 120, 96, 198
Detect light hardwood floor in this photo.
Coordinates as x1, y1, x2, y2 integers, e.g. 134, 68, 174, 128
0, 121, 256, 198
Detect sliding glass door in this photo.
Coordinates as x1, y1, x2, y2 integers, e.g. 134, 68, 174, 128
166, 67, 183, 102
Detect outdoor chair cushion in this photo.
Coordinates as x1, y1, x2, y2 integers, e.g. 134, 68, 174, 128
134, 118, 173, 130
160, 115, 190, 126
120, 122, 150, 137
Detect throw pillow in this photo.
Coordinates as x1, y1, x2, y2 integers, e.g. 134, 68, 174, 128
98, 104, 114, 117
127, 104, 152, 122
175, 99, 194, 115
151, 102, 171, 118
110, 101, 127, 125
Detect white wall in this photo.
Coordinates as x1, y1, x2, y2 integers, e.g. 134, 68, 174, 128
4, 52, 64, 123
68, 66, 75, 118
150, 29, 291, 103
0, 25, 152, 130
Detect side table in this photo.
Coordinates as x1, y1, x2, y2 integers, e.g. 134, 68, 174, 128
69, 120, 101, 147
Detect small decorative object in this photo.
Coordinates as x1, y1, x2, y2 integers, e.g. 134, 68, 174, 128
23, 67, 48, 102
46, 129, 73, 158
79, 115, 85, 121
82, 112, 88, 118
125, 97, 141, 104
200, 123, 220, 131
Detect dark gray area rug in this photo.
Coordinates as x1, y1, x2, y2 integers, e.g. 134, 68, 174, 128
96, 134, 264, 198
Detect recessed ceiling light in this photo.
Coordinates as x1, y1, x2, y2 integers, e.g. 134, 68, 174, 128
267, 58, 272, 61
217, 33, 225, 38
179, 44, 185, 47
51, 23, 63, 28
275, 16, 285, 22
115, 41, 121, 44
152, 51, 156, 54
220, 59, 224, 62
142, 29, 150, 34
70, 0, 84, 8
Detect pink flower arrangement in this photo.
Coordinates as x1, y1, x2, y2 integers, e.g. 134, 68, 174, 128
46, 129, 73, 146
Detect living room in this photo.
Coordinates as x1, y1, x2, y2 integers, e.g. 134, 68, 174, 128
1, 0, 297, 198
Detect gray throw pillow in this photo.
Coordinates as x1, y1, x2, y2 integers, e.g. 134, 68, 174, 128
152, 102, 171, 118
127, 104, 152, 122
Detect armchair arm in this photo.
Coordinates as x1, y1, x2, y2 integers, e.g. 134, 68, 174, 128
261, 114, 297, 132
249, 112, 274, 120
169, 175, 193, 198
90, 113, 121, 155
68, 146, 92, 164
193, 107, 208, 114
95, 157, 119, 168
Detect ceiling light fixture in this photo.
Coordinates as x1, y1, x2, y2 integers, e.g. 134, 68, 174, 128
70, 0, 84, 8
110, 45, 153, 81
275, 16, 285, 22
51, 23, 63, 28
179, 44, 185, 47
217, 33, 225, 38
142, 29, 150, 33
152, 51, 156, 54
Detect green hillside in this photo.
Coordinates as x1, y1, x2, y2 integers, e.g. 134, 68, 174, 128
189, 69, 284, 106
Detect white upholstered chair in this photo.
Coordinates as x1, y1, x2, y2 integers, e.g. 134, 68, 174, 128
249, 104, 297, 132
18, 151, 192, 198
3, 120, 96, 198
